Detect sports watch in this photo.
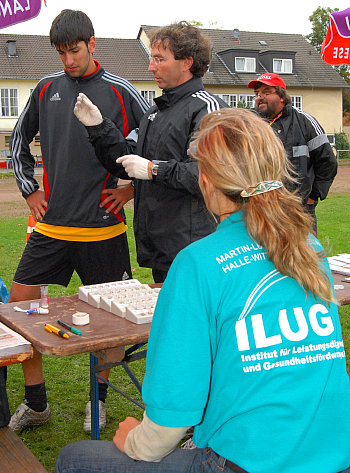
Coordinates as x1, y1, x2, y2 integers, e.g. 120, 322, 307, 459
151, 164, 159, 177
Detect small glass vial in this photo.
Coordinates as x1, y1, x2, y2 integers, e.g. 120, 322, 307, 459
40, 286, 49, 308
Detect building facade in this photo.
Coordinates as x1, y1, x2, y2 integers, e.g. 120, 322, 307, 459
0, 27, 347, 161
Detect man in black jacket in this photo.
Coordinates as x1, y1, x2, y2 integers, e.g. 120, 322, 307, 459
75, 22, 227, 283
8, 10, 148, 434
248, 73, 337, 231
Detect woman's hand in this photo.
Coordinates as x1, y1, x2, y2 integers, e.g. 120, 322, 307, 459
113, 417, 141, 452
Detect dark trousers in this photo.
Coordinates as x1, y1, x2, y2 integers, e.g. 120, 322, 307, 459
306, 202, 317, 235
0, 367, 10, 428
152, 269, 168, 283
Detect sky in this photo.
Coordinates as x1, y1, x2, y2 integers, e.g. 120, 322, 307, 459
2, 0, 350, 38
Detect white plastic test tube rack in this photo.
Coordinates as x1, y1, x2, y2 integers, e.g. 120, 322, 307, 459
78, 279, 160, 324
78, 279, 142, 306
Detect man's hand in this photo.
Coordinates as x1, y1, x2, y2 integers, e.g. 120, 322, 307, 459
100, 184, 134, 214
74, 93, 103, 126
26, 190, 47, 222
113, 417, 141, 452
116, 155, 151, 180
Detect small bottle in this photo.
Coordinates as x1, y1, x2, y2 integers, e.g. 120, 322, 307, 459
40, 285, 49, 308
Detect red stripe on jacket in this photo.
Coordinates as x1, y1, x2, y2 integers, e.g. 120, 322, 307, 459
109, 85, 129, 138
38, 82, 52, 202
39, 81, 52, 105
101, 84, 129, 222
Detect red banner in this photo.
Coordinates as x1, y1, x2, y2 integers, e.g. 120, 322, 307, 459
0, 0, 43, 30
321, 7, 350, 65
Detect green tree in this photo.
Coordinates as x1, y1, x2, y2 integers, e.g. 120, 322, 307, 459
307, 6, 350, 118
306, 6, 339, 53
306, 7, 350, 84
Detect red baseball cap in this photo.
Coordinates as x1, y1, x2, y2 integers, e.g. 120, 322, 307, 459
248, 73, 286, 90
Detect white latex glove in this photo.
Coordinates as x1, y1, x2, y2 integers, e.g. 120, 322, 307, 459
116, 155, 151, 180
74, 92, 103, 126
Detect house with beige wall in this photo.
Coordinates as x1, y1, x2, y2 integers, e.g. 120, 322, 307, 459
140, 25, 346, 139
0, 26, 347, 161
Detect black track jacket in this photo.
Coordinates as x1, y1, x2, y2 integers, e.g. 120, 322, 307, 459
10, 62, 149, 228
271, 104, 337, 205
88, 77, 228, 272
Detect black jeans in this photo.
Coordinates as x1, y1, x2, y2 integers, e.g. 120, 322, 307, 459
0, 366, 10, 427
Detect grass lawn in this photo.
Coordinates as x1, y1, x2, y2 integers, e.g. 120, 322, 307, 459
316, 194, 350, 377
0, 198, 349, 472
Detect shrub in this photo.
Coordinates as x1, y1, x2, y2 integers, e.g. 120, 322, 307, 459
335, 131, 350, 160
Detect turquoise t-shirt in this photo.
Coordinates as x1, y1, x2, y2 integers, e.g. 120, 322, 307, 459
142, 211, 350, 473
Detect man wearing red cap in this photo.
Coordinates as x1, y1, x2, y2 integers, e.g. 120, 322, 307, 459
248, 73, 337, 231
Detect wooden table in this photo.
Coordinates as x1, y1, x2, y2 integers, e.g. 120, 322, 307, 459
0, 326, 33, 440
332, 272, 350, 306
0, 344, 33, 367
0, 295, 150, 356
0, 294, 151, 439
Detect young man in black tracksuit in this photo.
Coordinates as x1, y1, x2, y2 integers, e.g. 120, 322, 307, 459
74, 22, 228, 283
9, 10, 149, 433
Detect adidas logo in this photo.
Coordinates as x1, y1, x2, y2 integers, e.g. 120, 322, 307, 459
50, 93, 61, 101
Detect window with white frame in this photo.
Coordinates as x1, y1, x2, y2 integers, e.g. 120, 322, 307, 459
141, 90, 156, 106
273, 58, 292, 74
326, 134, 335, 146
291, 95, 302, 110
235, 57, 256, 73
238, 94, 255, 109
218, 94, 237, 108
1, 88, 18, 117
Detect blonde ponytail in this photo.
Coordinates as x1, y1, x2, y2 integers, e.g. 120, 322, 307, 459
192, 108, 335, 304
244, 190, 334, 304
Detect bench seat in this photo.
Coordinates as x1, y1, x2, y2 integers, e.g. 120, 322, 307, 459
0, 426, 48, 473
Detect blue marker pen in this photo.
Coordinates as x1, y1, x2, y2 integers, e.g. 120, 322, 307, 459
26, 308, 49, 315
26, 308, 39, 314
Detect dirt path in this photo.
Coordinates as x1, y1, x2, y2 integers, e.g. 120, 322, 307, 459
0, 174, 43, 218
0, 166, 349, 218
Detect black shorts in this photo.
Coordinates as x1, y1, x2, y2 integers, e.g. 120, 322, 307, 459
13, 231, 131, 287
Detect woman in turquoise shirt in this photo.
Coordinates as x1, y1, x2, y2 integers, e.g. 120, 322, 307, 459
57, 109, 350, 473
